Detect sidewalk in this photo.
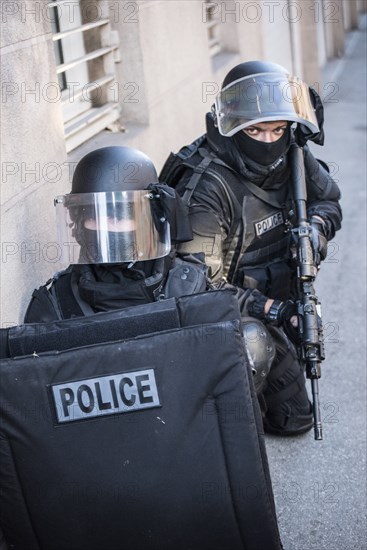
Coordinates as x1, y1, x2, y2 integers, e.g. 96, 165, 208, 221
266, 15, 367, 550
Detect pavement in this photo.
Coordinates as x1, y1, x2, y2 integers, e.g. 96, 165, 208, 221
265, 15, 367, 550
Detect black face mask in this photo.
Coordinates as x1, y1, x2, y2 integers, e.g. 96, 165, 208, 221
233, 126, 291, 166
74, 261, 167, 312
80, 228, 136, 263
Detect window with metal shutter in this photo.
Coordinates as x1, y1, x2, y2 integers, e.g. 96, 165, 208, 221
48, 0, 120, 152
204, 0, 222, 56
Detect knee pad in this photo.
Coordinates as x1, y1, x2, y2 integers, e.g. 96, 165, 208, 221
241, 317, 276, 393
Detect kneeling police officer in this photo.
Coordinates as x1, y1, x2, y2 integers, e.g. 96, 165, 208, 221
161, 60, 343, 435
25, 146, 274, 394
25, 146, 194, 321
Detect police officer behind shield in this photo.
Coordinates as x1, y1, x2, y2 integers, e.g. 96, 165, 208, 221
161, 60, 342, 436
24, 145, 274, 395
0, 145, 285, 550
24, 146, 194, 321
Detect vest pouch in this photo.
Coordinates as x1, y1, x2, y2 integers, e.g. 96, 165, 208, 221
236, 259, 294, 300
24, 284, 61, 323
267, 260, 294, 300
163, 262, 207, 298
237, 266, 269, 294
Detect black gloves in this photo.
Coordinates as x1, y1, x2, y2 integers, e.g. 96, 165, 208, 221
310, 216, 328, 266
265, 299, 296, 324
291, 215, 328, 267
248, 296, 300, 345
265, 300, 300, 345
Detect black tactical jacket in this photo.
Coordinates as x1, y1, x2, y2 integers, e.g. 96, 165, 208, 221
177, 114, 342, 303
24, 255, 212, 323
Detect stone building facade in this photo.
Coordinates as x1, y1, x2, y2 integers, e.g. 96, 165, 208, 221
1, 0, 366, 324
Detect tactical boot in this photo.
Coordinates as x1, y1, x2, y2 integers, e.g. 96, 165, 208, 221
263, 400, 313, 436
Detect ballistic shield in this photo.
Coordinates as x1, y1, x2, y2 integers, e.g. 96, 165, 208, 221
0, 291, 282, 550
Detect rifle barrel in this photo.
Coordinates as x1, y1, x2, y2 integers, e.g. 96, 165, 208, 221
290, 144, 324, 441
311, 376, 323, 440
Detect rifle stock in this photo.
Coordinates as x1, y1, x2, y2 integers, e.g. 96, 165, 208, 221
290, 144, 325, 441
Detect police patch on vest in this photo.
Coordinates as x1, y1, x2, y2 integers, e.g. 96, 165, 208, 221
255, 212, 284, 237
51, 369, 160, 423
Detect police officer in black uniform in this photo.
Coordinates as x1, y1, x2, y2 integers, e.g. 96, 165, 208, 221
25, 145, 275, 394
162, 60, 342, 436
7, 145, 284, 550
24, 146, 196, 322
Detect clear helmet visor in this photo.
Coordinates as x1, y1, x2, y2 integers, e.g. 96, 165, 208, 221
215, 73, 319, 137
54, 190, 171, 264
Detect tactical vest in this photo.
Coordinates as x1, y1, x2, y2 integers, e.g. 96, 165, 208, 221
160, 140, 295, 300
24, 259, 208, 322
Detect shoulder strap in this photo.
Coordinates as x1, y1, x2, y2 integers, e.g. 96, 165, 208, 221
159, 135, 207, 188
180, 153, 214, 206
239, 179, 286, 209
199, 146, 292, 210
177, 144, 241, 208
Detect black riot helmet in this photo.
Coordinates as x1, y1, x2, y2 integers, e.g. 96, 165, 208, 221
213, 60, 322, 143
71, 146, 159, 194
54, 147, 192, 265
222, 60, 289, 89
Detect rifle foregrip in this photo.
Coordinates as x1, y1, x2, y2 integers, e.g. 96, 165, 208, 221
298, 229, 315, 279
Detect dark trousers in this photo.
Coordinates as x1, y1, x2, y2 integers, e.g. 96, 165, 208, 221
261, 326, 311, 427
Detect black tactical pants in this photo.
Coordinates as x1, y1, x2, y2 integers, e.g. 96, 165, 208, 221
260, 326, 313, 435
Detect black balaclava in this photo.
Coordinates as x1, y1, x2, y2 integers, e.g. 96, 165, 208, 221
80, 228, 136, 264
233, 125, 291, 167
74, 257, 170, 312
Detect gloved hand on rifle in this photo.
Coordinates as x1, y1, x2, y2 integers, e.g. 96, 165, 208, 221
310, 215, 328, 266
290, 215, 328, 270
247, 294, 303, 345
264, 299, 300, 345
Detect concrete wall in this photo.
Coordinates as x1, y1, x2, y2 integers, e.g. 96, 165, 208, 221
1, 0, 69, 327
0, 0, 362, 324
343, 0, 359, 29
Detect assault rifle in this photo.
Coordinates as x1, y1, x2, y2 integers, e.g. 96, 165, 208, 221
290, 143, 325, 441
